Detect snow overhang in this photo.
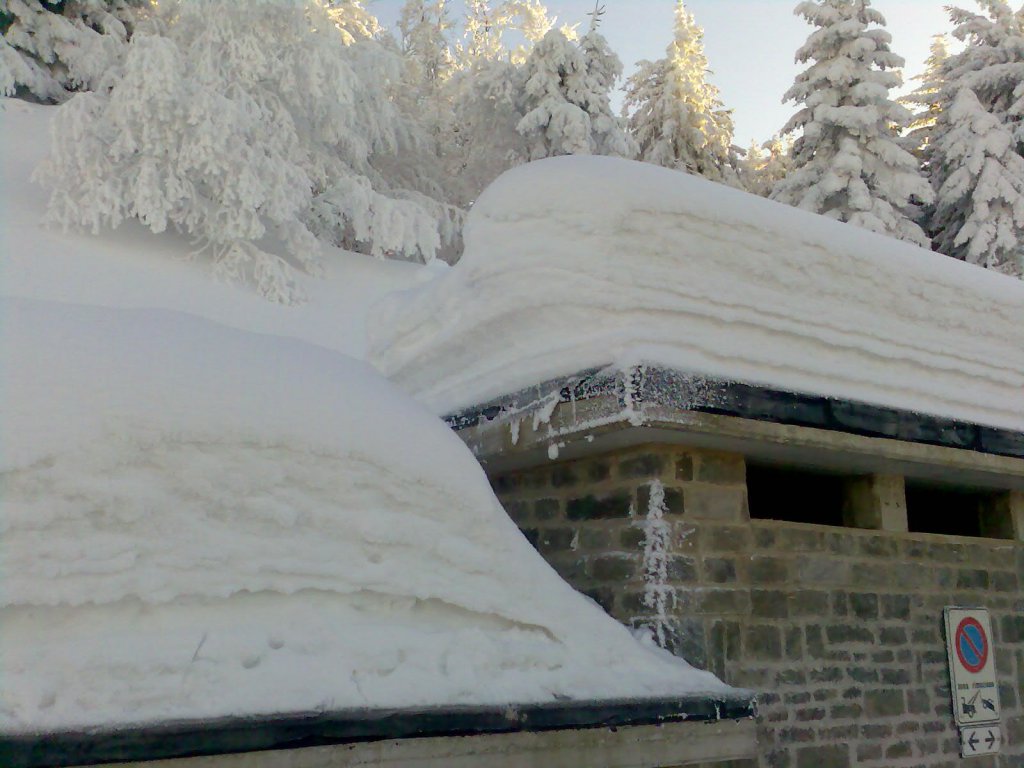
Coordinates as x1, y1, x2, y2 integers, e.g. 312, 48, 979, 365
447, 365, 1024, 491
0, 694, 756, 767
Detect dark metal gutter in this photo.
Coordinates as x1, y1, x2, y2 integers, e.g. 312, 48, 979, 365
445, 365, 1024, 460
0, 693, 754, 768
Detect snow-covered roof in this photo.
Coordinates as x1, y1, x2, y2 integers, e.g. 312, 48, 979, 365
369, 155, 1024, 433
1, 100, 729, 734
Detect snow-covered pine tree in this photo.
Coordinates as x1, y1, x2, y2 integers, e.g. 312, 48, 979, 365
923, 2, 1024, 276
323, 0, 380, 45
943, 0, 1024, 142
622, 1, 736, 182
901, 34, 951, 160
459, 0, 504, 62
502, 0, 557, 58
571, 8, 635, 158
515, 28, 591, 159
399, 0, 455, 87
1, 0, 146, 102
741, 135, 793, 197
770, 0, 933, 246
37, 0, 446, 303
515, 18, 631, 161
929, 87, 1024, 275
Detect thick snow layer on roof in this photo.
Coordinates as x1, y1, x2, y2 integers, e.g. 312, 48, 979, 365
1, 100, 726, 733
369, 156, 1024, 432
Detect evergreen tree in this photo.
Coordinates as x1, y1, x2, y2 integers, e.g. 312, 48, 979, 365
515, 22, 631, 161
323, 0, 380, 45
515, 28, 591, 159
571, 10, 635, 158
741, 135, 793, 197
925, 2, 1024, 274
37, 0, 448, 303
622, 1, 735, 182
771, 0, 932, 246
399, 0, 454, 87
930, 88, 1024, 275
1, 0, 146, 102
901, 34, 951, 160
944, 0, 1024, 140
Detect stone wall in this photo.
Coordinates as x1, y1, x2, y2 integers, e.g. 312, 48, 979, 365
490, 445, 1024, 768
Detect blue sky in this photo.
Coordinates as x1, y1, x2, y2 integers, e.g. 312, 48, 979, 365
368, 0, 954, 146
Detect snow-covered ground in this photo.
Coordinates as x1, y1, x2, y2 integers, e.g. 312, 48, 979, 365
370, 155, 1024, 432
0, 100, 727, 734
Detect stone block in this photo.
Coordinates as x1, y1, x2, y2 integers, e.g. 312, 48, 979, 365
956, 568, 990, 590
703, 524, 752, 552
855, 743, 883, 761
684, 485, 747, 521
585, 460, 612, 482
590, 554, 637, 582
879, 626, 907, 646
696, 453, 745, 484
618, 453, 665, 478
826, 624, 874, 644
619, 526, 645, 549
749, 555, 789, 583
746, 624, 782, 660
578, 527, 611, 549
550, 465, 578, 488
667, 555, 699, 583
795, 707, 826, 722
881, 668, 912, 685
698, 588, 748, 614
637, 483, 684, 515
830, 703, 862, 719
849, 592, 879, 620
777, 527, 825, 552
789, 590, 829, 617
865, 689, 905, 718
533, 527, 573, 552
842, 474, 907, 532
885, 742, 913, 759
797, 557, 848, 585
566, 493, 632, 520
785, 626, 803, 660
796, 745, 850, 768
534, 498, 560, 520
675, 454, 694, 481
881, 594, 911, 620
777, 669, 807, 687
752, 589, 789, 619
1000, 614, 1024, 643
703, 557, 737, 584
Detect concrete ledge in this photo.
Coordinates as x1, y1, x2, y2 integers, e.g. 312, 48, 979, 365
80, 719, 757, 768
0, 695, 755, 768
450, 366, 1024, 491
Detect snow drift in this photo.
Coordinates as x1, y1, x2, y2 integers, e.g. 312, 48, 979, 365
0, 101, 727, 734
369, 155, 1024, 431
0, 296, 728, 734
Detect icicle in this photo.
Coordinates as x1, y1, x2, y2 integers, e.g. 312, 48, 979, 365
637, 479, 676, 650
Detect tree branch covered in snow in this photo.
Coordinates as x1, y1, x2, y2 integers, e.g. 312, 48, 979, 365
1, 0, 146, 102
35, 0, 453, 303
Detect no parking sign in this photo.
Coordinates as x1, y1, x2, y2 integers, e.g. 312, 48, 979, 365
944, 608, 1001, 757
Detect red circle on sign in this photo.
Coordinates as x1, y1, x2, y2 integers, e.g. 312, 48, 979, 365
955, 617, 988, 674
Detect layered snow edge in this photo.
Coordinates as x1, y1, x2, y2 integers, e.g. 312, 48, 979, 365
369, 156, 1024, 432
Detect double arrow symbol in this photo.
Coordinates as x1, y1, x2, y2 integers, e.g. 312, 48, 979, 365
967, 730, 997, 751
